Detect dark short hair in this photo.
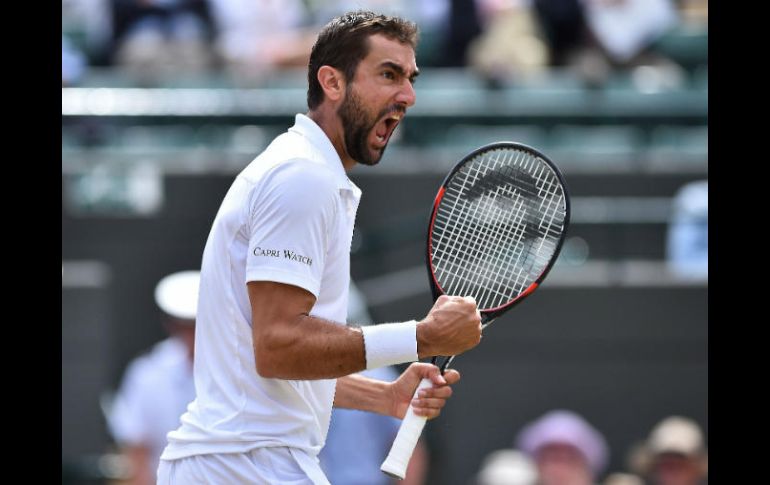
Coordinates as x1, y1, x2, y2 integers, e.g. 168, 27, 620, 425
307, 10, 418, 109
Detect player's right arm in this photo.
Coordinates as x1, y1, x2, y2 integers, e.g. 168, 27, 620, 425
245, 160, 480, 380
249, 283, 481, 379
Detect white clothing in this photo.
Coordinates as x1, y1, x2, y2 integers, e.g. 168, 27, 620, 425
161, 114, 362, 465
666, 180, 708, 279
107, 338, 195, 475
208, 0, 308, 66
157, 446, 328, 485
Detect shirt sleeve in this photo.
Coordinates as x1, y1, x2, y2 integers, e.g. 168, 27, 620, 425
245, 159, 339, 298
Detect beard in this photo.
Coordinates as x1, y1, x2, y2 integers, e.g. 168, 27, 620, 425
337, 87, 392, 166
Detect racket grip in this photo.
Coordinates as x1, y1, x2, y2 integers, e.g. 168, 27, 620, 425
380, 377, 433, 479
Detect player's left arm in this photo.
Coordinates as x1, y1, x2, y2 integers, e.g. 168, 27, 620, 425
333, 363, 461, 419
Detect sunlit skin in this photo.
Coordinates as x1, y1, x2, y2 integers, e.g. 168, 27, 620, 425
167, 319, 196, 364
308, 33, 419, 170
535, 443, 594, 485
650, 453, 704, 485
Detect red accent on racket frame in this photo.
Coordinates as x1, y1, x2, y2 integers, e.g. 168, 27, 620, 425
427, 187, 447, 297
482, 282, 539, 313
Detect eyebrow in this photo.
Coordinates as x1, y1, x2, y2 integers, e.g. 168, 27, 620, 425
380, 61, 420, 82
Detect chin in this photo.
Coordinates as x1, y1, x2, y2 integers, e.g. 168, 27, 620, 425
364, 153, 383, 166
355, 147, 385, 167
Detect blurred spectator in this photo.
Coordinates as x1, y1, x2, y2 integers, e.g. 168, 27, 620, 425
319, 281, 429, 485
63, 0, 114, 66
307, 0, 455, 68
666, 180, 708, 280
106, 270, 200, 485
468, 0, 550, 85
516, 409, 609, 485
581, 0, 678, 65
524, 0, 684, 88
110, 0, 217, 81
62, 36, 88, 85
473, 449, 538, 485
207, 0, 316, 82
631, 416, 707, 485
603, 472, 644, 485
582, 0, 685, 89
531, 0, 589, 66
677, 0, 707, 27
439, 0, 483, 67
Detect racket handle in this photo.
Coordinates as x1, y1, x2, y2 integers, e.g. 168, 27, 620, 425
380, 377, 433, 479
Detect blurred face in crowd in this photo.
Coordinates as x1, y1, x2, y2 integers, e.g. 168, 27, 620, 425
650, 452, 704, 485
337, 34, 417, 166
535, 443, 594, 485
168, 318, 196, 363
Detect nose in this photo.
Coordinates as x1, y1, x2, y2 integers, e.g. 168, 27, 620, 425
396, 79, 416, 108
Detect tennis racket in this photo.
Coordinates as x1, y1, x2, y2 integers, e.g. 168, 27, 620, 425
380, 142, 570, 479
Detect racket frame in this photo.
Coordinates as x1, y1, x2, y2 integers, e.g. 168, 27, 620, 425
380, 142, 570, 479
425, 141, 571, 366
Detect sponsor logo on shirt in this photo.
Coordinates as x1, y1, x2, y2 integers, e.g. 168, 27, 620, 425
253, 247, 313, 266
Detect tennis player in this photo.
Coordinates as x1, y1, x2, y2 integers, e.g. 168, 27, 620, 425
157, 11, 482, 484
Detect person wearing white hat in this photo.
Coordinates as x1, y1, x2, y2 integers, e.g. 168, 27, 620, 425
634, 416, 708, 485
106, 270, 201, 485
474, 449, 538, 485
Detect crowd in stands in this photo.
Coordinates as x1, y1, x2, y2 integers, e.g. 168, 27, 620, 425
63, 0, 707, 87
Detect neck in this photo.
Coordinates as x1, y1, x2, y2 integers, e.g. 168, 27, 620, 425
307, 108, 357, 172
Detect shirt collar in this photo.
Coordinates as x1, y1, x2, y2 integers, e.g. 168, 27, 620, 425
289, 113, 359, 195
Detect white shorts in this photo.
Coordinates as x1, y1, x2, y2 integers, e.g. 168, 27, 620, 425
156, 447, 330, 485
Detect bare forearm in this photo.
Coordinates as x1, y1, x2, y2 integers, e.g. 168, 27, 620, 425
255, 314, 366, 379
334, 373, 392, 416
250, 281, 368, 379
249, 282, 481, 380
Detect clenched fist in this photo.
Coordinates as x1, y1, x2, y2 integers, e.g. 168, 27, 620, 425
416, 295, 482, 358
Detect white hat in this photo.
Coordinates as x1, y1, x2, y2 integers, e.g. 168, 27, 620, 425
476, 449, 537, 485
154, 270, 201, 321
647, 416, 705, 457
630, 416, 708, 477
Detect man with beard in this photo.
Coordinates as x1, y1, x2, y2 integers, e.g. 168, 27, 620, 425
157, 11, 482, 485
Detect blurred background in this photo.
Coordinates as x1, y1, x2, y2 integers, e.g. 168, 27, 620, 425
62, 0, 707, 484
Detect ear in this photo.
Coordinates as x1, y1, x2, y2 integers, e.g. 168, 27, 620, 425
316, 65, 346, 103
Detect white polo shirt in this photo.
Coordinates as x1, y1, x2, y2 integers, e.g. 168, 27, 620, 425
161, 114, 361, 461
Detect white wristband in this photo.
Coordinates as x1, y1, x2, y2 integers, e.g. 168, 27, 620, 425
360, 321, 419, 370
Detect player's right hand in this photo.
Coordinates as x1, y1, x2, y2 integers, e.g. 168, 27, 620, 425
417, 295, 482, 358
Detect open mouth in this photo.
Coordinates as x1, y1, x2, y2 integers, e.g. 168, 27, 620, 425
374, 112, 403, 146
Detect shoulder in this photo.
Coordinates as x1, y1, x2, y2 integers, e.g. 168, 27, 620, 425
249, 158, 340, 218
269, 158, 338, 192
241, 129, 332, 182
238, 131, 343, 216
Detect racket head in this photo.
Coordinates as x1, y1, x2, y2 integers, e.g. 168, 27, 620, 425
426, 141, 570, 321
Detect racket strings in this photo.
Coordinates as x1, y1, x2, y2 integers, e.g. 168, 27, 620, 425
439, 185, 528, 306
430, 147, 567, 310
436, 151, 523, 299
